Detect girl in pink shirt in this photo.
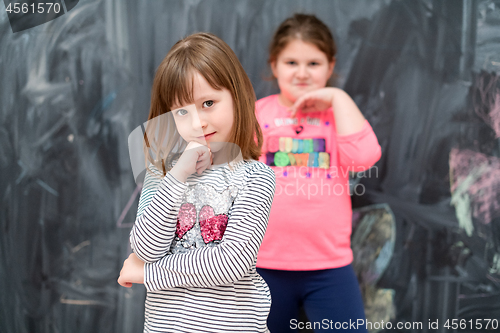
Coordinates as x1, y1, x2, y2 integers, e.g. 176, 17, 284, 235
256, 14, 381, 332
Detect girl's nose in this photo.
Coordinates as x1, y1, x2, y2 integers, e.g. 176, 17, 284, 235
296, 65, 309, 79
196, 111, 208, 129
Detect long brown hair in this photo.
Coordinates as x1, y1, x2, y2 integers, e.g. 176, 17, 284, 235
144, 32, 263, 175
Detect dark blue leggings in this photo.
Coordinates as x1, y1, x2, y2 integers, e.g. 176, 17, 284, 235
257, 265, 368, 332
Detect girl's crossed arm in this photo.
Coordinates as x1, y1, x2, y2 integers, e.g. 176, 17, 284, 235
290, 87, 366, 135
146, 166, 275, 291
120, 165, 276, 290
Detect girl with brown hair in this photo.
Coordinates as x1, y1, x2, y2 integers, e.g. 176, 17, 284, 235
118, 32, 275, 332
255, 14, 381, 332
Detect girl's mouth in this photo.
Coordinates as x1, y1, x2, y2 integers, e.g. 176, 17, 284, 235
200, 132, 216, 140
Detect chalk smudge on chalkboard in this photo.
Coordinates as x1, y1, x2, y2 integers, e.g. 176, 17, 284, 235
473, 73, 500, 138
116, 183, 142, 228
450, 148, 500, 235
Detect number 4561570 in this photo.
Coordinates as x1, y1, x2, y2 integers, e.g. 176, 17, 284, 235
444, 319, 498, 330
5, 2, 62, 14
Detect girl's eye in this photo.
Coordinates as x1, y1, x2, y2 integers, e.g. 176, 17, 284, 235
176, 108, 188, 116
286, 61, 296, 65
309, 62, 319, 66
202, 100, 214, 108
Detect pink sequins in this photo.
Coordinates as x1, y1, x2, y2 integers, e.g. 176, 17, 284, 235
199, 205, 214, 223
199, 205, 228, 243
176, 203, 196, 238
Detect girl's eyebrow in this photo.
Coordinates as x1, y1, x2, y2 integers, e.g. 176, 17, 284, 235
195, 93, 218, 102
282, 57, 324, 62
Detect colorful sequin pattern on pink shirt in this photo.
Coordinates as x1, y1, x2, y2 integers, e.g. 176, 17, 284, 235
265, 137, 330, 168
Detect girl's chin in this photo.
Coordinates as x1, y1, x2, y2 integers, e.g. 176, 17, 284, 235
207, 141, 227, 152
294, 88, 315, 96
285, 89, 312, 101
190, 139, 208, 146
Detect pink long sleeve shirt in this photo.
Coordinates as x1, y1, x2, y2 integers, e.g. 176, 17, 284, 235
255, 94, 382, 270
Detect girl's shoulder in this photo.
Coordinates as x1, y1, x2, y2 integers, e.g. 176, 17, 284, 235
238, 159, 275, 183
147, 163, 164, 176
142, 163, 164, 185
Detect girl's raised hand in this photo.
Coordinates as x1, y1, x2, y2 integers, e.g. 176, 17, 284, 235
118, 253, 145, 287
170, 141, 212, 183
289, 87, 337, 117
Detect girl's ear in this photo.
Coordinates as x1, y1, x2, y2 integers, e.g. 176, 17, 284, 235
270, 61, 278, 79
328, 57, 336, 78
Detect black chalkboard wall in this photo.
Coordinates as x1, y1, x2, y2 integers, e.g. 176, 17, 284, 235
1, 0, 499, 332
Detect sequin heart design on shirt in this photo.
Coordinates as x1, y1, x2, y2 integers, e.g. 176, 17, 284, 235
199, 205, 228, 244
176, 203, 196, 239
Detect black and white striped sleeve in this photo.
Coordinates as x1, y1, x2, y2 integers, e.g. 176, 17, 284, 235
134, 167, 162, 220
143, 166, 276, 291
130, 172, 188, 264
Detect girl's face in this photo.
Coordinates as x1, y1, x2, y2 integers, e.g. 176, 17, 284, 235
271, 39, 335, 107
171, 72, 234, 149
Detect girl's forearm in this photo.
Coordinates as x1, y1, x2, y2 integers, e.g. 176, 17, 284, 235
331, 88, 366, 136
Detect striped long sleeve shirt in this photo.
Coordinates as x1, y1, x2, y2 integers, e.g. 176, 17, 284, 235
130, 160, 275, 333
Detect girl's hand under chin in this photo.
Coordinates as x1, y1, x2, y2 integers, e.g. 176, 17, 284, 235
288, 87, 337, 117
170, 141, 212, 183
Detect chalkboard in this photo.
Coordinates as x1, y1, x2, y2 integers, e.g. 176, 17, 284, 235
1, 0, 499, 332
